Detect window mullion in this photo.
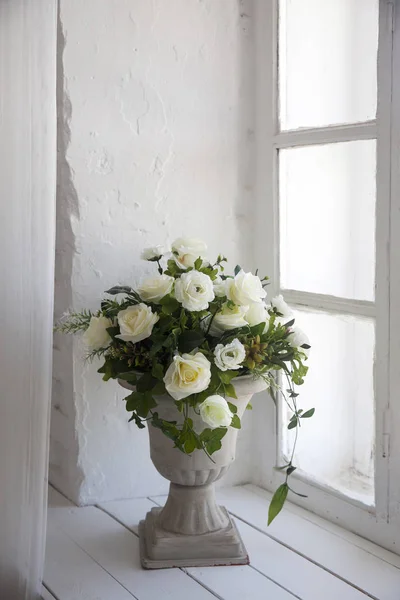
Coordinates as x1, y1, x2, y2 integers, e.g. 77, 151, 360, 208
282, 289, 376, 318
274, 121, 377, 149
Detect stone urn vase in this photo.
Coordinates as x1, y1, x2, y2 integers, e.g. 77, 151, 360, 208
119, 375, 267, 569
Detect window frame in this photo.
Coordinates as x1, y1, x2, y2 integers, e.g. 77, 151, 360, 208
253, 0, 400, 551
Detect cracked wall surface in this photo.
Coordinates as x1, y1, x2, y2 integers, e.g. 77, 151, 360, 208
51, 0, 257, 504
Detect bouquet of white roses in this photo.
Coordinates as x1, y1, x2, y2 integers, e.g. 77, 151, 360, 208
57, 237, 312, 523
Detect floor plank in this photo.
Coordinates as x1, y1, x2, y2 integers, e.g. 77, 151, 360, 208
48, 504, 217, 600
217, 485, 400, 600
100, 497, 296, 600
45, 522, 135, 600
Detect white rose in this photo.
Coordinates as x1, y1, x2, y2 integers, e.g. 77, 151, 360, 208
175, 270, 215, 311
226, 270, 267, 305
83, 315, 113, 350
214, 338, 246, 371
270, 294, 292, 318
138, 274, 174, 303
164, 352, 212, 400
213, 275, 227, 298
199, 395, 233, 429
116, 303, 159, 343
171, 237, 207, 269
288, 326, 310, 357
245, 303, 269, 328
141, 245, 167, 261
207, 303, 249, 337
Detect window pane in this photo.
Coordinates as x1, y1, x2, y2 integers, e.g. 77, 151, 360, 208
282, 310, 375, 505
279, 0, 378, 130
280, 140, 376, 300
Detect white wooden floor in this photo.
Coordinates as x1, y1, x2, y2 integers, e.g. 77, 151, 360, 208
43, 484, 400, 600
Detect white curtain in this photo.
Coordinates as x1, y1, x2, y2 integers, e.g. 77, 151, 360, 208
0, 0, 57, 598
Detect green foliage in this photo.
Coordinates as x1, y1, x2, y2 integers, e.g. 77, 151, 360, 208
55, 240, 314, 527
54, 309, 94, 334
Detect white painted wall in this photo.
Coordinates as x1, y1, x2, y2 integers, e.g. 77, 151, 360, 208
51, 0, 262, 504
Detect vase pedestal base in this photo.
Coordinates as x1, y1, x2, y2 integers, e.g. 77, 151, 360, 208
139, 507, 249, 569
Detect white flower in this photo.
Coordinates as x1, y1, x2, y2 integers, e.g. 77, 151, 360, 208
270, 294, 292, 318
171, 237, 207, 269
138, 274, 174, 303
245, 303, 269, 328
116, 303, 159, 343
214, 339, 246, 371
175, 270, 215, 311
288, 326, 310, 357
207, 303, 249, 336
199, 395, 233, 429
164, 352, 212, 400
83, 315, 113, 350
141, 245, 167, 261
226, 270, 267, 305
213, 275, 227, 298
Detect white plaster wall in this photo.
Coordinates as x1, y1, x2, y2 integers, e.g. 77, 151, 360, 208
51, 0, 258, 504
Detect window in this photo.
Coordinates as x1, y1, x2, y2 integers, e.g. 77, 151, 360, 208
255, 0, 400, 550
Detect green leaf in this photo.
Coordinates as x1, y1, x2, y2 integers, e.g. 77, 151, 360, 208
125, 391, 142, 412
200, 427, 228, 455
286, 465, 296, 476
118, 372, 138, 383
231, 414, 241, 429
136, 373, 156, 393
246, 402, 253, 410
152, 363, 164, 381
178, 330, 205, 353
97, 359, 120, 381
218, 370, 239, 384
227, 401, 238, 414
128, 412, 146, 429
137, 391, 157, 418
282, 318, 295, 328
250, 322, 267, 337
105, 285, 133, 295
179, 309, 188, 330
152, 380, 166, 395
300, 408, 315, 419
194, 257, 203, 270
268, 483, 289, 525
224, 383, 237, 399
106, 326, 120, 338
287, 419, 298, 430
234, 265, 241, 276
159, 295, 180, 315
